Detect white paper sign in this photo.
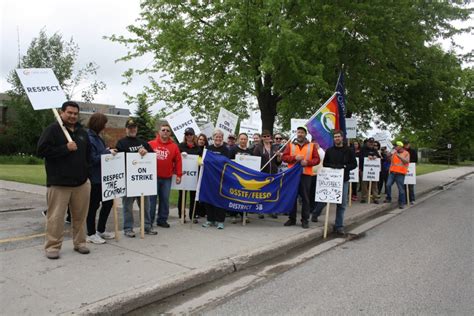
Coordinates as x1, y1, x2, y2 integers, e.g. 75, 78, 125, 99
15, 68, 67, 110
349, 157, 360, 183
165, 106, 200, 142
172, 154, 199, 191
362, 158, 381, 181
239, 121, 261, 140
373, 132, 393, 151
101, 152, 126, 201
404, 163, 417, 185
126, 153, 157, 197
345, 118, 357, 139
233, 155, 262, 171
291, 118, 312, 141
315, 167, 344, 204
199, 122, 214, 145
216, 108, 239, 140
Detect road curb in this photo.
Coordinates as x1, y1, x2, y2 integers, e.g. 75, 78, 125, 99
68, 170, 474, 315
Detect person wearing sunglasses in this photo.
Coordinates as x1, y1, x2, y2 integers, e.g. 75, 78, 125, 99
148, 123, 182, 228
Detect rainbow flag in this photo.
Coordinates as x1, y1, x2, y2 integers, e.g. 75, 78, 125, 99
305, 92, 342, 150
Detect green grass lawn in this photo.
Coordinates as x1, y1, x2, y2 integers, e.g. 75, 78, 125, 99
416, 163, 457, 176
0, 164, 46, 185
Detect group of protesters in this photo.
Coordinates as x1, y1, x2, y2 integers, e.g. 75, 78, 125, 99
38, 101, 414, 259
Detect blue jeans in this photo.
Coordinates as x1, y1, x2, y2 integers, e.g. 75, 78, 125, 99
405, 184, 415, 202
149, 177, 172, 224
312, 181, 349, 230
122, 196, 151, 231
386, 172, 406, 206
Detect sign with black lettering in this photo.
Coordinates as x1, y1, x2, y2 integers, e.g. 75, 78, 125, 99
404, 163, 416, 185
199, 122, 214, 145
291, 118, 312, 141
239, 121, 261, 140
345, 118, 357, 139
101, 153, 126, 201
165, 106, 200, 141
362, 158, 381, 181
349, 157, 359, 183
126, 153, 157, 197
172, 154, 199, 191
315, 168, 344, 204
15, 68, 67, 110
216, 108, 239, 140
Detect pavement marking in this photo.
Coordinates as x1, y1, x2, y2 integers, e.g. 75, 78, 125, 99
0, 232, 46, 244
0, 230, 69, 244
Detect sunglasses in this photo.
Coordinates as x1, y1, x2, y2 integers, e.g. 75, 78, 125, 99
275, 137, 282, 140
185, 133, 194, 136
262, 135, 271, 138
161, 129, 171, 132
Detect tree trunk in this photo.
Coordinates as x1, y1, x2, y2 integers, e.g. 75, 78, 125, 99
256, 74, 281, 135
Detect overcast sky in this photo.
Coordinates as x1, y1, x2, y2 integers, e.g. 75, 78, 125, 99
1, 0, 472, 121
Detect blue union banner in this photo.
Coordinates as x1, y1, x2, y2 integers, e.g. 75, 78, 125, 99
198, 151, 302, 214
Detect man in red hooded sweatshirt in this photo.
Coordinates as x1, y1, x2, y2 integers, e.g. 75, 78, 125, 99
148, 123, 182, 227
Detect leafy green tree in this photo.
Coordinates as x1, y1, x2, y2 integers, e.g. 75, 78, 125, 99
109, 1, 471, 134
2, 29, 106, 154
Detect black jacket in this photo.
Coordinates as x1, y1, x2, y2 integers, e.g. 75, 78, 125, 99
37, 122, 90, 187
323, 145, 357, 182
116, 136, 153, 153
358, 145, 381, 171
178, 142, 203, 156
253, 143, 281, 174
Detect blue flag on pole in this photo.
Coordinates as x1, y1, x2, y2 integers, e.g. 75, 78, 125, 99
335, 70, 347, 137
198, 151, 302, 214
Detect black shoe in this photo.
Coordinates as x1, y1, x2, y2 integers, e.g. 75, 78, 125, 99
145, 228, 158, 235
311, 216, 318, 223
193, 219, 199, 224
270, 214, 278, 219
157, 222, 170, 228
302, 222, 309, 229
360, 200, 366, 203
373, 200, 379, 204
383, 199, 391, 203
284, 219, 296, 226
398, 205, 405, 209
334, 228, 345, 236
258, 214, 264, 219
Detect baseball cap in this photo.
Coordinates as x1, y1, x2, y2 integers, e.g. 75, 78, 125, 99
125, 118, 137, 128
367, 137, 375, 142
184, 127, 195, 135
396, 141, 404, 147
227, 133, 236, 139
297, 126, 308, 134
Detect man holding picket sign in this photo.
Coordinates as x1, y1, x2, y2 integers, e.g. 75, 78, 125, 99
37, 101, 91, 259
116, 118, 157, 237
315, 130, 357, 236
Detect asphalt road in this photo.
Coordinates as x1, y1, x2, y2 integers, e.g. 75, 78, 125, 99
203, 176, 474, 315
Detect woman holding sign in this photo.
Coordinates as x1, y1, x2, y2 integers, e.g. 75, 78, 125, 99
178, 128, 201, 223
86, 113, 116, 244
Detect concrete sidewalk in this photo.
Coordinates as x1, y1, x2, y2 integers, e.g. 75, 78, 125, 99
1, 167, 472, 315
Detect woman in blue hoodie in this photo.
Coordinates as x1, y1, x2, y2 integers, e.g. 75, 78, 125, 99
86, 113, 116, 244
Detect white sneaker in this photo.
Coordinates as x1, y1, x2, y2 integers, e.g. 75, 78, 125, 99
86, 233, 106, 244
97, 231, 115, 240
